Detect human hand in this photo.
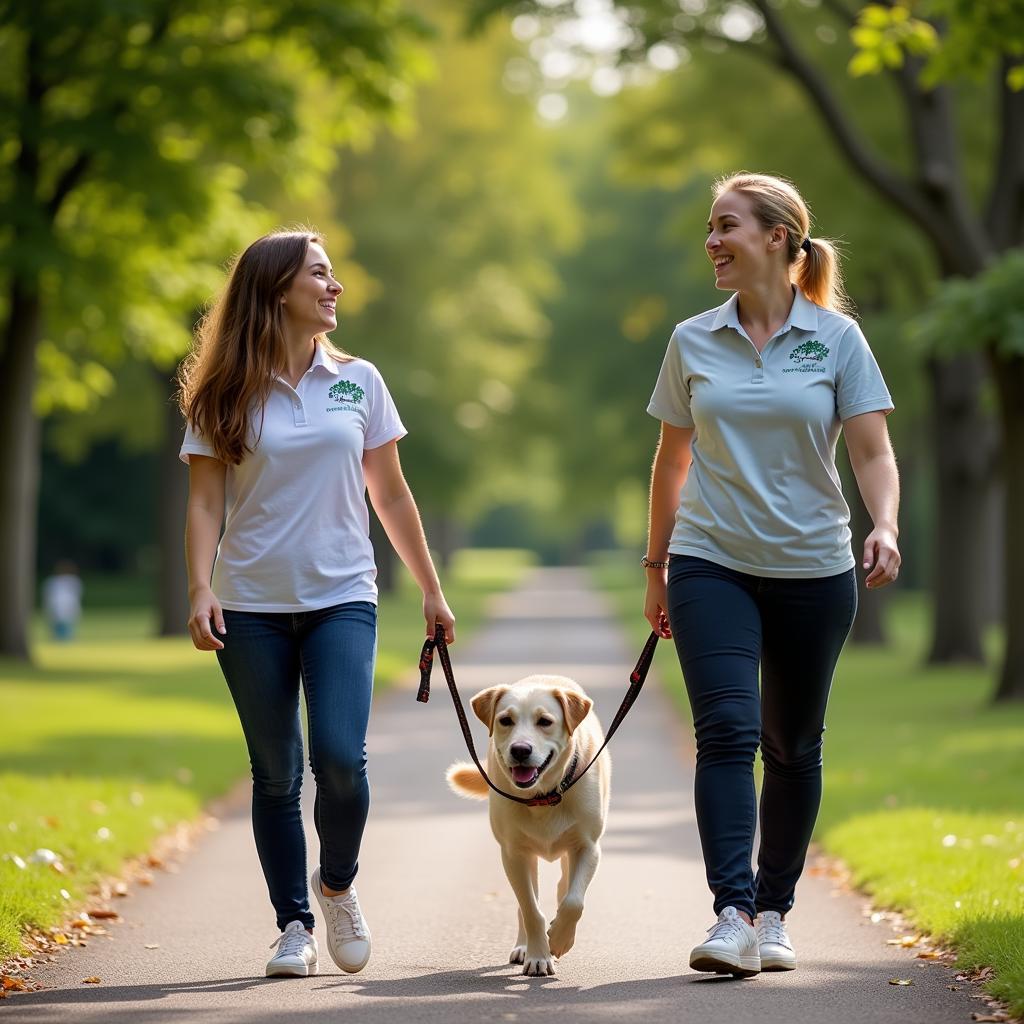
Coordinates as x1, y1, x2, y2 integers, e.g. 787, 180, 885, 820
862, 526, 900, 589
643, 571, 672, 639
424, 591, 456, 645
188, 586, 226, 650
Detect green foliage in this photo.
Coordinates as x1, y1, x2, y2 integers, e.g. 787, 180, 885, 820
333, 4, 579, 521
849, 1, 1024, 89
912, 249, 1024, 359
848, 4, 938, 77
0, 0, 430, 407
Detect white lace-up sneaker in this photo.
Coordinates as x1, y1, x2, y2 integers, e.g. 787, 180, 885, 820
689, 906, 761, 976
266, 919, 318, 977
312, 867, 372, 973
755, 910, 797, 970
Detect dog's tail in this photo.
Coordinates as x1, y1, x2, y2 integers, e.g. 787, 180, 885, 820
446, 762, 489, 800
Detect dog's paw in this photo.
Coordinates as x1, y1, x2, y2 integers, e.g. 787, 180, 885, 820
547, 913, 579, 959
509, 944, 526, 965
522, 952, 555, 977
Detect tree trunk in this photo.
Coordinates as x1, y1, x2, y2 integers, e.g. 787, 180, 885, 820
428, 514, 460, 573
369, 507, 397, 595
926, 353, 997, 664
992, 351, 1024, 702
840, 441, 888, 645
156, 367, 190, 636
848, 475, 888, 646
0, 279, 42, 659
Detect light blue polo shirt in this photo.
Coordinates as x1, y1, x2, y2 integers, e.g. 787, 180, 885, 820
647, 288, 893, 578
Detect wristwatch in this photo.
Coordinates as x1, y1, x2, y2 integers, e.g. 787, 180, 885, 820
641, 556, 669, 569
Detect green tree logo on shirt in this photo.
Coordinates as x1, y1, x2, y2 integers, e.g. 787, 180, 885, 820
329, 381, 365, 404
789, 340, 830, 364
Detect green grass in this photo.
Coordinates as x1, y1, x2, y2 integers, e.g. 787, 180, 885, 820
589, 552, 1024, 1016
0, 549, 534, 962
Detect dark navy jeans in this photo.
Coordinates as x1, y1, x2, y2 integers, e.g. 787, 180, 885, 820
216, 601, 377, 931
666, 555, 857, 920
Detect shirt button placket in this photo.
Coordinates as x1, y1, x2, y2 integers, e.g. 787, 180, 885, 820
293, 393, 306, 427
752, 355, 764, 384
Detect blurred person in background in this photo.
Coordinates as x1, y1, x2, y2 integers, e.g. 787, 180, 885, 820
42, 560, 82, 641
178, 229, 456, 979
643, 173, 900, 978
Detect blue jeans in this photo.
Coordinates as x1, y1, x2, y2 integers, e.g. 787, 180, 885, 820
216, 601, 377, 931
666, 556, 857, 919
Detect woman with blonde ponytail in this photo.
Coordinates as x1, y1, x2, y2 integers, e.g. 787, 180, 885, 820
179, 229, 455, 979
642, 173, 900, 976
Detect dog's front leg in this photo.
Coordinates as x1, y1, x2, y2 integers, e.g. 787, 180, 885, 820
501, 849, 553, 976
547, 841, 600, 959
509, 858, 537, 965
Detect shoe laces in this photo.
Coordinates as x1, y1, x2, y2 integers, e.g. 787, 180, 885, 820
756, 911, 789, 946
270, 925, 311, 957
707, 907, 748, 943
323, 889, 368, 941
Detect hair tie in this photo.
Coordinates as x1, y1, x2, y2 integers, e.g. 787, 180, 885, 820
800, 237, 812, 254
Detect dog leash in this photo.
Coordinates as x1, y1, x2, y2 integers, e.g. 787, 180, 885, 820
416, 624, 659, 808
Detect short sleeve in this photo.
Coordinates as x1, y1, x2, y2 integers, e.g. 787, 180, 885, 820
179, 418, 218, 465
647, 329, 694, 428
835, 322, 894, 421
363, 364, 407, 450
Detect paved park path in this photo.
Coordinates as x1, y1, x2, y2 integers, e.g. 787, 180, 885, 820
5, 568, 979, 1023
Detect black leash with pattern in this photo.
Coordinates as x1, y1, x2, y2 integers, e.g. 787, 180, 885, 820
416, 624, 659, 808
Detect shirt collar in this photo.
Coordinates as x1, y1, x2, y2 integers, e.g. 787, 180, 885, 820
311, 339, 342, 375
710, 287, 819, 334
272, 341, 341, 388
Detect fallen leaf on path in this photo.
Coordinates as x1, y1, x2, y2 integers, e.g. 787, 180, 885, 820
81, 977, 100, 985
85, 909, 119, 920
2, 977, 29, 992
889, 978, 913, 986
915, 950, 942, 959
53, 934, 68, 945
144, 944, 159, 950
887, 934, 920, 947
970, 1015, 1008, 1022
69, 915, 91, 929
113, 882, 129, 897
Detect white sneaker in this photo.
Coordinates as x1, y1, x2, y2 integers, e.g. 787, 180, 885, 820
312, 867, 372, 973
266, 919, 318, 977
755, 910, 797, 970
689, 906, 761, 976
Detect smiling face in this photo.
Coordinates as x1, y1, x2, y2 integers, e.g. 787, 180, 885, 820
280, 241, 343, 337
471, 678, 593, 792
706, 189, 788, 292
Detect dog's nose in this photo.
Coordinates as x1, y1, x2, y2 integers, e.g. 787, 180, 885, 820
509, 742, 532, 763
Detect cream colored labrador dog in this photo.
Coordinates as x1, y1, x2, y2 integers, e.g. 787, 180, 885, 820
446, 675, 610, 976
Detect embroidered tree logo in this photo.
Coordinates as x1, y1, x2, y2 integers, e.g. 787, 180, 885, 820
329, 380, 365, 404
789, 340, 829, 363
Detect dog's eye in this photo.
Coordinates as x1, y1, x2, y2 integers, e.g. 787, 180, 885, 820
536, 717, 553, 728
497, 716, 514, 727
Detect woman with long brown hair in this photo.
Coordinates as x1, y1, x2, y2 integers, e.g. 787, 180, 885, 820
643, 173, 899, 976
179, 229, 455, 978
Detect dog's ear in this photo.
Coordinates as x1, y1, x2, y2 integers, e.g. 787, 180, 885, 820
553, 689, 593, 736
470, 686, 510, 735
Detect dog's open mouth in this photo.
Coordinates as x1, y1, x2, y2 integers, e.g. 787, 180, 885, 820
509, 751, 553, 789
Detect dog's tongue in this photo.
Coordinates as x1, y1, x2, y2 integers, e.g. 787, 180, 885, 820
512, 766, 538, 785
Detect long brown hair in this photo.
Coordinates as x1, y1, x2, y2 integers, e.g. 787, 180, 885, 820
714, 172, 853, 315
178, 230, 352, 465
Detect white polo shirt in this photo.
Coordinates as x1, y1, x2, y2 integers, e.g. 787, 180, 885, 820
180, 343, 406, 611
647, 288, 893, 578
